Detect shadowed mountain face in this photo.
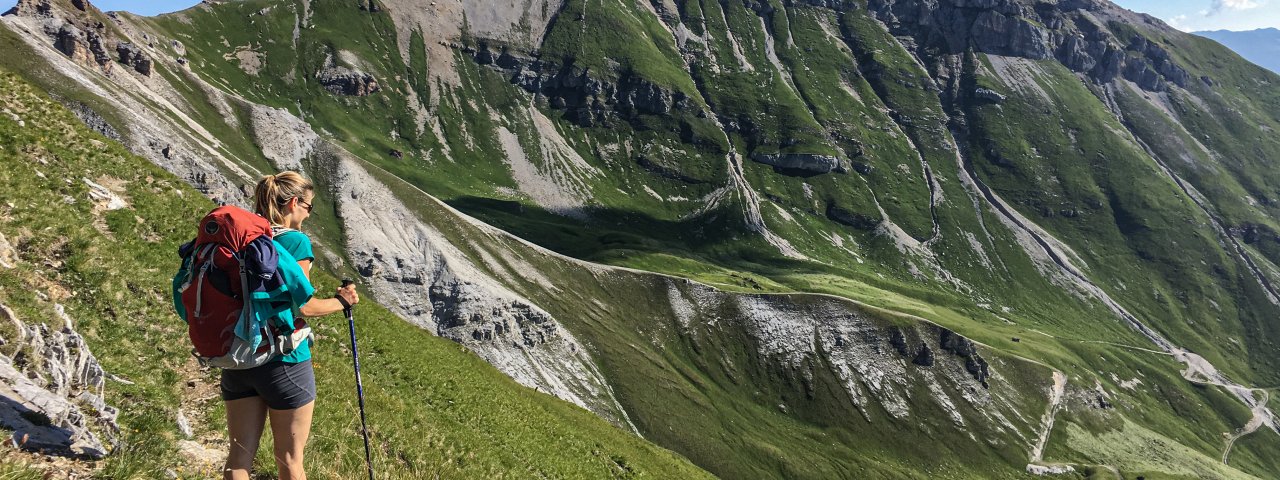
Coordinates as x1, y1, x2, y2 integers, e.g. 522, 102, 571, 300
1195, 28, 1280, 74
3, 0, 1280, 477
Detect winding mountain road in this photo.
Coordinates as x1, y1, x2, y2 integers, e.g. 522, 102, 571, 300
1222, 388, 1270, 465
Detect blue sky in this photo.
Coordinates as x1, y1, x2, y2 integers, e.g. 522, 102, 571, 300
2, 0, 1276, 31
96, 1, 199, 16
1, 0, 199, 16
1112, 0, 1280, 31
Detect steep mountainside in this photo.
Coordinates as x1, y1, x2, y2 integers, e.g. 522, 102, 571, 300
0, 68, 714, 478
1195, 28, 1280, 74
2, 0, 1280, 478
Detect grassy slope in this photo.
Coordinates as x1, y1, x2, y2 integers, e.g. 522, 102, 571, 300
0, 69, 712, 479
1109, 22, 1280, 383
965, 51, 1280, 476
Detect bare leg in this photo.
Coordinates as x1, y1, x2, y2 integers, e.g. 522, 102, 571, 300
269, 400, 315, 480
224, 397, 269, 480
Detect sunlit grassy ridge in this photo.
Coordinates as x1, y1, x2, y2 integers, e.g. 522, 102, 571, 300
0, 69, 713, 479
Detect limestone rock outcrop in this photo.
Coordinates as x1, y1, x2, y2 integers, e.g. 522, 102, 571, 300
0, 233, 17, 269
317, 65, 380, 96
973, 87, 1006, 103
53, 23, 111, 71
114, 41, 150, 76
750, 153, 846, 174
939, 328, 990, 387
0, 305, 119, 459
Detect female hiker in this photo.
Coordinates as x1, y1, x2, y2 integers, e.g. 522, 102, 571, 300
220, 171, 359, 480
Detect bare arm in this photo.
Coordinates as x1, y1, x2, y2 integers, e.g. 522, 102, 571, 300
294, 259, 360, 317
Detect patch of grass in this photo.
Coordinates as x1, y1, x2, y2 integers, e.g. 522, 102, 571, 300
0, 456, 43, 480
1057, 418, 1253, 479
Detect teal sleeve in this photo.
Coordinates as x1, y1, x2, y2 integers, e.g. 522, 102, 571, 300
280, 248, 316, 314
276, 231, 315, 262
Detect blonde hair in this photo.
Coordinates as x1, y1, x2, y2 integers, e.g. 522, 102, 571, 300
253, 171, 314, 225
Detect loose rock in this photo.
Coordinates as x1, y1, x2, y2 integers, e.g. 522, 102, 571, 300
0, 304, 119, 459
0, 233, 16, 269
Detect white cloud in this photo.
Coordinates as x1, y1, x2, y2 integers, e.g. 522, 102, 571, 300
1206, 0, 1262, 16
1168, 14, 1191, 31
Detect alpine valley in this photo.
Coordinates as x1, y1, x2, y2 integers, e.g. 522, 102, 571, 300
1, 0, 1279, 478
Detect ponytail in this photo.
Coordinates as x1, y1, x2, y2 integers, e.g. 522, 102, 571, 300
253, 171, 314, 225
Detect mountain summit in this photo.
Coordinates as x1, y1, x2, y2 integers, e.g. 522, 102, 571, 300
2, 0, 1279, 477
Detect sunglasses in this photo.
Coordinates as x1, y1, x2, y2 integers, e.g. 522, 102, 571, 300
296, 198, 314, 213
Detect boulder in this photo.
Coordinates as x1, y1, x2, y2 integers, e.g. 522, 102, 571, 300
887, 326, 910, 356
54, 24, 87, 62
939, 328, 990, 387
53, 24, 111, 70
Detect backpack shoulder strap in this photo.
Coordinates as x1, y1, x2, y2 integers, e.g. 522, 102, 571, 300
271, 225, 298, 237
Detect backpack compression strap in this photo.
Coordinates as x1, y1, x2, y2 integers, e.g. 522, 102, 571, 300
190, 244, 217, 317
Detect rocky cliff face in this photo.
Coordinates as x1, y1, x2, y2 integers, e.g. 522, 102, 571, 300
864, 0, 1190, 91
468, 44, 698, 128
675, 287, 1011, 423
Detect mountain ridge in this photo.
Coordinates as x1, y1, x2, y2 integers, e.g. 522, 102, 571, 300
1194, 27, 1280, 74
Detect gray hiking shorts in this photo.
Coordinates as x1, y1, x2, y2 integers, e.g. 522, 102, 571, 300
220, 359, 316, 410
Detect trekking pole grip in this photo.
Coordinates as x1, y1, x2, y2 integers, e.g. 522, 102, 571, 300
341, 279, 355, 314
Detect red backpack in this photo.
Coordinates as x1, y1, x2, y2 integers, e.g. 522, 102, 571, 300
178, 206, 279, 369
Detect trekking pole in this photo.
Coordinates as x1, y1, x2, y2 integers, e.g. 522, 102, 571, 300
342, 279, 375, 480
